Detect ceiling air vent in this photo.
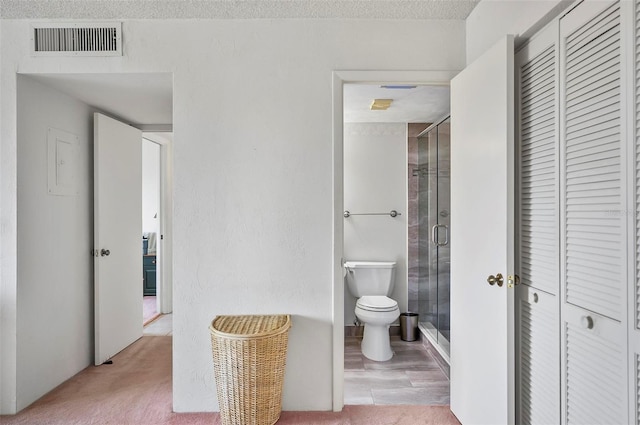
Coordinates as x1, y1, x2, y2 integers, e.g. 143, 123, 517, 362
31, 23, 122, 57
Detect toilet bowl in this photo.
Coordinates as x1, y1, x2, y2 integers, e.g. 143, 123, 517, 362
355, 295, 400, 361
344, 261, 399, 361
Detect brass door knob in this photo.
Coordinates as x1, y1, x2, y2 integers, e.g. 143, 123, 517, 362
487, 273, 504, 287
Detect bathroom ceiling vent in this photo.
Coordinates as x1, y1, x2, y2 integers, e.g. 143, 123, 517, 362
31, 22, 122, 57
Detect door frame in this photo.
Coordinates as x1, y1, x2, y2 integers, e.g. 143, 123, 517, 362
331, 70, 458, 411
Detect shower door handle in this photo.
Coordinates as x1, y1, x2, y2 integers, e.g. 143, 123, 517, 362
431, 224, 449, 247
440, 225, 449, 246
431, 224, 438, 246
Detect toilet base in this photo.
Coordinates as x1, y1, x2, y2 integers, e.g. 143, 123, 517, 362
361, 324, 393, 361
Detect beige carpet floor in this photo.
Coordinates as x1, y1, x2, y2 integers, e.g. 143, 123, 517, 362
0, 336, 461, 425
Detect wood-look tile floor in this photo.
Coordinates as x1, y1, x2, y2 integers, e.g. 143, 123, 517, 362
344, 336, 450, 406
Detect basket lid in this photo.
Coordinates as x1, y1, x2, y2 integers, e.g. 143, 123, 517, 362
210, 314, 291, 339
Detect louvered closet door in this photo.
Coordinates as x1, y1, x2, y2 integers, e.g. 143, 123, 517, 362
518, 27, 559, 297
515, 22, 560, 425
633, 0, 640, 422
560, 1, 627, 424
516, 287, 559, 425
564, 304, 626, 425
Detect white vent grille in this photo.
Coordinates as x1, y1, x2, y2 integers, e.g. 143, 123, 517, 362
31, 23, 121, 56
520, 44, 558, 295
564, 3, 622, 321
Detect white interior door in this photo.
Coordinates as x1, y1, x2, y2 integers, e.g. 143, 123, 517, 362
94, 113, 143, 365
450, 35, 515, 425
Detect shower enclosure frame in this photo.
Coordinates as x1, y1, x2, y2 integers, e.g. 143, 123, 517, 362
414, 114, 451, 363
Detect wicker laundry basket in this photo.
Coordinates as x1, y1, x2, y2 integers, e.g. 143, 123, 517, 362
209, 314, 291, 425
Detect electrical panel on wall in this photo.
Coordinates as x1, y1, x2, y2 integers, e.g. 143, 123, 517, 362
47, 127, 78, 196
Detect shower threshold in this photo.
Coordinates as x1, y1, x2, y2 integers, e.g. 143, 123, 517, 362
418, 321, 450, 365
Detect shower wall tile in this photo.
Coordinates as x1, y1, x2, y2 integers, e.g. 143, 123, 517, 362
407, 123, 429, 314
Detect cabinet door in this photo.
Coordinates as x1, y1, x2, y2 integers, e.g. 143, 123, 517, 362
143, 256, 157, 296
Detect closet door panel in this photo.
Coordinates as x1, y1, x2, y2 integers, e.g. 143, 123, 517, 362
516, 286, 560, 425
633, 1, 640, 422
516, 23, 561, 425
636, 353, 640, 424
563, 1, 624, 322
564, 304, 626, 425
635, 0, 640, 333
560, 2, 629, 424
518, 26, 559, 296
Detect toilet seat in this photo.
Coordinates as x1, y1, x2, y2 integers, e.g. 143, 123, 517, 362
356, 295, 398, 312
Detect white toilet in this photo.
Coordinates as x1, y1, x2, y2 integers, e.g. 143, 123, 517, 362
344, 261, 400, 361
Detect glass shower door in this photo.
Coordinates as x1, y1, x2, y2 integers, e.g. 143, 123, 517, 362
417, 117, 450, 356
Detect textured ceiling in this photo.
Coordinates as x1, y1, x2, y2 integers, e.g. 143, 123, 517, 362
0, 0, 479, 20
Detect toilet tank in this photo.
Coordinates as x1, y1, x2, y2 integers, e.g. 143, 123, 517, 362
344, 261, 396, 298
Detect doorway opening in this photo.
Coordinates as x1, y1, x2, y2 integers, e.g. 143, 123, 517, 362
15, 72, 174, 411
340, 77, 453, 407
142, 136, 161, 324
142, 132, 174, 336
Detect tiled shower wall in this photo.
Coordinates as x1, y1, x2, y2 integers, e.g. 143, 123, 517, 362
407, 123, 429, 314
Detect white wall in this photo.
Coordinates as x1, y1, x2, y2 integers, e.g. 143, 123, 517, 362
142, 139, 160, 237
0, 18, 466, 413
16, 76, 94, 410
466, 0, 571, 65
0, 17, 12, 414
343, 123, 408, 326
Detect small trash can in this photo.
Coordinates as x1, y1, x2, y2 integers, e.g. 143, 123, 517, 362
400, 312, 419, 341
210, 314, 291, 425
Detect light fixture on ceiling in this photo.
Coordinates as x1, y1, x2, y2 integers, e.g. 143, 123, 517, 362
380, 85, 417, 89
370, 99, 393, 110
